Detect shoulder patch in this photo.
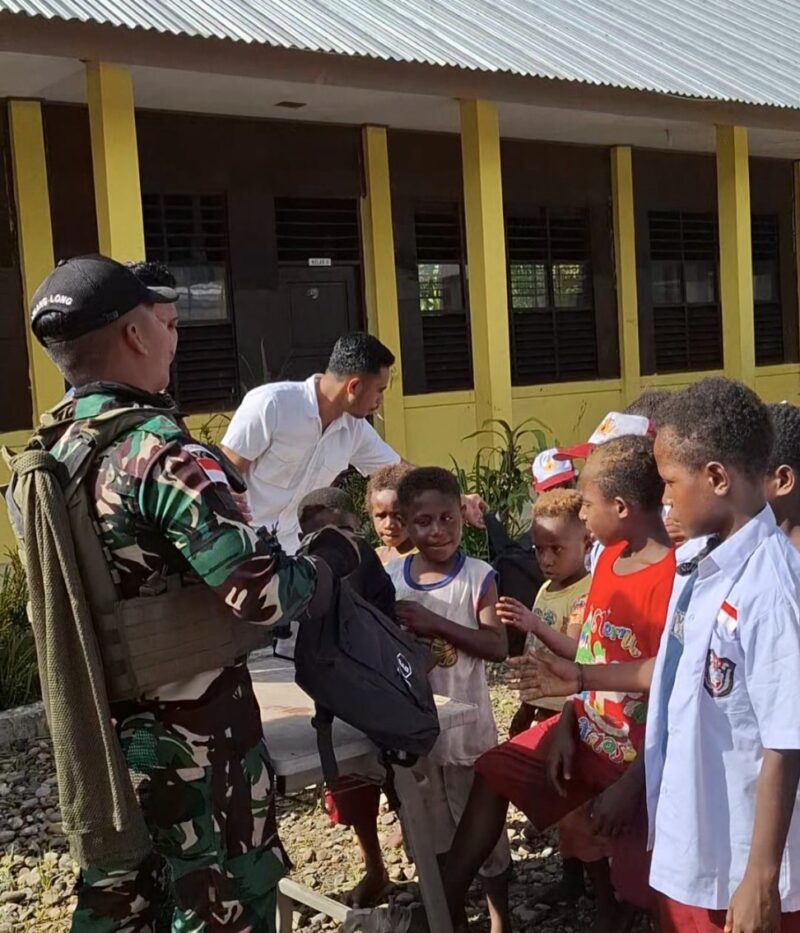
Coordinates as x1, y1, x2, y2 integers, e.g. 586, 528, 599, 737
184, 444, 230, 486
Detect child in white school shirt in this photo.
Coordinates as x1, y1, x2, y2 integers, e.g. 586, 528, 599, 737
646, 378, 800, 933
387, 467, 512, 933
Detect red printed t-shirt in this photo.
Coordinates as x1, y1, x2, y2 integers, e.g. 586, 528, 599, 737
572, 541, 676, 771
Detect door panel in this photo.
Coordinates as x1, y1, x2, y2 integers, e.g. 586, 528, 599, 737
276, 266, 361, 381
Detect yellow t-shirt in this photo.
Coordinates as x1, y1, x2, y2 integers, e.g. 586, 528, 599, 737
524, 575, 590, 710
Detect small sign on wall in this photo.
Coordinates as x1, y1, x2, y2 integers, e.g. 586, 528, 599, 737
308, 257, 332, 267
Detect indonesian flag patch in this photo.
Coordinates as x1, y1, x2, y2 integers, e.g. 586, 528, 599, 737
717, 600, 738, 634
185, 444, 230, 486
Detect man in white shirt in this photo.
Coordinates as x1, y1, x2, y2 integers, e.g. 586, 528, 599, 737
222, 333, 401, 554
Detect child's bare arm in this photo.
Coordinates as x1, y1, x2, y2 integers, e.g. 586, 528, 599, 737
497, 596, 577, 660
507, 653, 656, 700
726, 749, 800, 931
396, 581, 508, 663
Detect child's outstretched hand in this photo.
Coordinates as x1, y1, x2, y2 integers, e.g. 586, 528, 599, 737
496, 597, 537, 633
506, 652, 581, 700
725, 872, 781, 933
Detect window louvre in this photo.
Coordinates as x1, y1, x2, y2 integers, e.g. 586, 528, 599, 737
648, 211, 722, 373
414, 206, 472, 392
275, 197, 360, 263
143, 193, 239, 413
752, 214, 783, 366
506, 208, 597, 385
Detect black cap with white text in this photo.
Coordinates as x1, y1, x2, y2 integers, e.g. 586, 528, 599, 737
30, 254, 178, 347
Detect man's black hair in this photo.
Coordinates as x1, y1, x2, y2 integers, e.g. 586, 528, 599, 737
327, 332, 395, 378
658, 377, 773, 479
126, 260, 176, 289
768, 402, 800, 473
397, 467, 461, 513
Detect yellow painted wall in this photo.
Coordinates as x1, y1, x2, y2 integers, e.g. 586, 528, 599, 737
403, 392, 479, 467
512, 381, 625, 448
754, 365, 800, 404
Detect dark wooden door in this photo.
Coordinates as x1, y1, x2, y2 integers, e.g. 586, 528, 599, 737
275, 266, 361, 381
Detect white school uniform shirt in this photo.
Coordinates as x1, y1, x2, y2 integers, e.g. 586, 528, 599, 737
645, 507, 800, 911
387, 553, 500, 768
222, 375, 399, 553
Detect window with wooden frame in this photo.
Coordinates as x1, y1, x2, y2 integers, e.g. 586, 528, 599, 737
413, 206, 473, 392
648, 211, 722, 373
143, 193, 239, 413
506, 209, 597, 385
752, 214, 784, 366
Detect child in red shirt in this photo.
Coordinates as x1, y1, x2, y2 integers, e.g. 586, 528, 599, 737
443, 435, 675, 933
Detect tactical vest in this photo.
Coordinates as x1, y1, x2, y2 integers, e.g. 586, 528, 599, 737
4, 398, 271, 703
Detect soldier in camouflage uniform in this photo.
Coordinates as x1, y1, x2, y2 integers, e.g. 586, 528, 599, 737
24, 255, 336, 932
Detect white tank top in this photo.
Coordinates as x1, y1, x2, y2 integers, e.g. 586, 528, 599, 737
387, 553, 500, 766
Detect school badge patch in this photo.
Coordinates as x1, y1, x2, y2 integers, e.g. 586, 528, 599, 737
704, 649, 736, 699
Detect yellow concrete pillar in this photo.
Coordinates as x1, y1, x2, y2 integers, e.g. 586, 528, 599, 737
86, 62, 145, 261
716, 125, 755, 385
794, 162, 800, 346
8, 100, 64, 420
610, 146, 641, 405
459, 99, 513, 430
360, 125, 407, 455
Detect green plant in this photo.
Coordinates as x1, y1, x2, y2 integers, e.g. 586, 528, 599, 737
196, 412, 232, 446
452, 418, 551, 558
0, 551, 39, 710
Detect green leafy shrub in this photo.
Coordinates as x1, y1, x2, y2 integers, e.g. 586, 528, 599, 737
453, 419, 550, 558
0, 552, 38, 711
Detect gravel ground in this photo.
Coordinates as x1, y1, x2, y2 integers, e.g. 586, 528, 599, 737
0, 676, 655, 932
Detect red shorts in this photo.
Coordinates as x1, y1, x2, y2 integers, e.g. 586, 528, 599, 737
475, 716, 622, 829
475, 717, 652, 909
323, 774, 381, 827
659, 895, 800, 932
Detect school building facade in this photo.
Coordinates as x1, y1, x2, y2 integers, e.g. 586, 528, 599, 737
1, 1, 800, 546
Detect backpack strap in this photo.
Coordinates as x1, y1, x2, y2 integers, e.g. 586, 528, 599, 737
311, 704, 340, 787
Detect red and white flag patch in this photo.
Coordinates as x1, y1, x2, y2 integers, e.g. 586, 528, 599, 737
185, 444, 229, 486
717, 600, 738, 633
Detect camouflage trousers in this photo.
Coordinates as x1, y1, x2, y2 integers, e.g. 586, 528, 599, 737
71, 665, 288, 932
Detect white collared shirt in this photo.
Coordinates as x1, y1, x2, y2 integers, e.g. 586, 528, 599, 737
646, 507, 800, 911
222, 375, 399, 553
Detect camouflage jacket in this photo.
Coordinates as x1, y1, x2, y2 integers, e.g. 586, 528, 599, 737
52, 383, 318, 699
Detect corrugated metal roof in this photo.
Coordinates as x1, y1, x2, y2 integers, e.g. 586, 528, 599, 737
3, 0, 800, 110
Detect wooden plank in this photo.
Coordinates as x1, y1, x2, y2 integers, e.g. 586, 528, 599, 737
278, 878, 352, 923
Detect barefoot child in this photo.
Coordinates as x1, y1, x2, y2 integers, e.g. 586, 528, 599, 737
296, 488, 393, 908
366, 463, 415, 564
646, 379, 800, 931
442, 435, 675, 933
387, 467, 511, 933
498, 487, 591, 907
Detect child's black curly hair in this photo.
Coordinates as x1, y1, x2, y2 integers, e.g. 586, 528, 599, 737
585, 435, 663, 511
768, 402, 800, 473
624, 388, 672, 421
397, 467, 461, 514
657, 378, 773, 479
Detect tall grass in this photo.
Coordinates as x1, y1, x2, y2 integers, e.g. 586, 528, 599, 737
0, 552, 39, 711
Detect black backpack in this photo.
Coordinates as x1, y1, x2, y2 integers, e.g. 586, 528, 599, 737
294, 577, 440, 784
